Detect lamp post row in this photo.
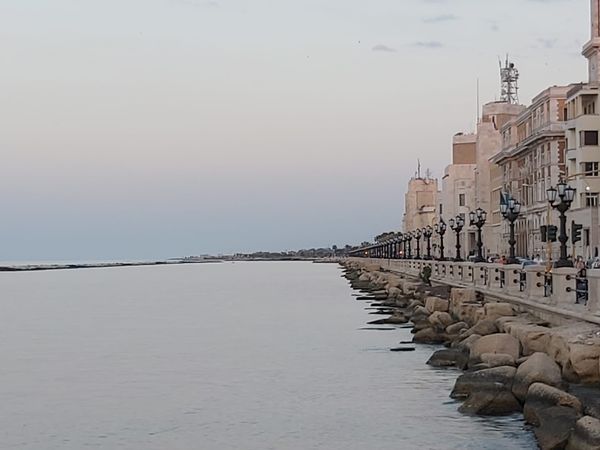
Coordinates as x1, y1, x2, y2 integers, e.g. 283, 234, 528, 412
356, 178, 577, 267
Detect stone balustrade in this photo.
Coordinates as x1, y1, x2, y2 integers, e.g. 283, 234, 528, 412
350, 257, 600, 325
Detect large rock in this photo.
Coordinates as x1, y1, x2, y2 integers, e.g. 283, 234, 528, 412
428, 311, 454, 330
412, 305, 430, 321
459, 389, 521, 416
451, 366, 516, 399
413, 327, 447, 344
453, 334, 481, 353
425, 297, 449, 313
427, 349, 468, 369
569, 343, 600, 383
533, 406, 580, 450
449, 288, 476, 313
451, 366, 520, 416
463, 319, 498, 338
446, 322, 469, 335
484, 302, 515, 321
567, 416, 600, 450
512, 352, 563, 402
481, 353, 516, 368
524, 383, 583, 425
387, 287, 402, 299
470, 333, 520, 363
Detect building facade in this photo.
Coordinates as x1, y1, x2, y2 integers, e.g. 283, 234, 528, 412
402, 176, 439, 233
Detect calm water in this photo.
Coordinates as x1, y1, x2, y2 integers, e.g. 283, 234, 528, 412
1, 261, 535, 450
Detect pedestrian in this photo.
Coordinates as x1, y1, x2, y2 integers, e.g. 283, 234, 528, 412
500, 255, 507, 265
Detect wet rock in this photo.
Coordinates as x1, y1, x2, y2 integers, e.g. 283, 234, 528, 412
426, 349, 468, 369
390, 346, 416, 352
413, 327, 447, 344
567, 416, 600, 450
570, 385, 600, 419
451, 366, 516, 399
470, 333, 520, 364
568, 343, 600, 384
524, 383, 582, 426
532, 406, 580, 450
512, 352, 563, 402
451, 366, 520, 416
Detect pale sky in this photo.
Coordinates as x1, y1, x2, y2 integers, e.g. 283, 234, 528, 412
0, 0, 590, 260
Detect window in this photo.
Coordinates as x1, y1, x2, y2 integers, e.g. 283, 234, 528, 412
585, 192, 599, 207
458, 193, 465, 207
581, 130, 599, 146
584, 162, 599, 176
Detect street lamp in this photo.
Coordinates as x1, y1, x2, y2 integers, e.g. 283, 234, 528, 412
500, 193, 521, 265
449, 215, 465, 262
423, 226, 433, 260
546, 180, 576, 268
469, 208, 487, 263
414, 228, 422, 259
434, 219, 447, 261
406, 232, 413, 259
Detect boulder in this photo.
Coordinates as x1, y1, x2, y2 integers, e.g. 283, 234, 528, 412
470, 333, 520, 363
446, 322, 468, 335
532, 406, 580, 450
428, 311, 454, 330
451, 366, 520, 416
463, 319, 498, 338
449, 288, 476, 313
451, 366, 516, 399
412, 305, 430, 320
454, 304, 485, 327
484, 302, 515, 321
567, 416, 600, 450
459, 389, 521, 416
524, 383, 582, 425
453, 334, 482, 353
426, 349, 468, 370
481, 353, 516, 368
425, 297, 449, 313
413, 327, 447, 344
569, 343, 600, 383
387, 287, 402, 299
512, 352, 563, 402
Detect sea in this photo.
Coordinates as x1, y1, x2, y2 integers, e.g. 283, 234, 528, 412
0, 261, 536, 449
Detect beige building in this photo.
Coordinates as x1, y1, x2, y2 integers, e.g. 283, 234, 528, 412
476, 101, 525, 257
492, 85, 571, 259
402, 176, 439, 233
564, 0, 600, 259
441, 133, 477, 258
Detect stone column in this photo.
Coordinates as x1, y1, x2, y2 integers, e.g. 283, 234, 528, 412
551, 267, 578, 307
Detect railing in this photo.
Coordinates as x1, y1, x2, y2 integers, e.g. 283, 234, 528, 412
347, 257, 599, 321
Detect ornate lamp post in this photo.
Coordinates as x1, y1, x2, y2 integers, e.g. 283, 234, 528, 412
434, 219, 447, 261
500, 194, 521, 265
406, 232, 413, 259
423, 226, 433, 260
469, 208, 487, 263
546, 180, 576, 268
414, 229, 422, 259
449, 215, 465, 262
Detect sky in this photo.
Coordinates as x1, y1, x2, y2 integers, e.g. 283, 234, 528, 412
0, 0, 591, 260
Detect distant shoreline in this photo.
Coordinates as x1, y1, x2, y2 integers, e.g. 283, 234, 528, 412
0, 260, 224, 272
0, 257, 341, 272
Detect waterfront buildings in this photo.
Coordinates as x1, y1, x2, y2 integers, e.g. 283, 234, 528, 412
402, 176, 439, 233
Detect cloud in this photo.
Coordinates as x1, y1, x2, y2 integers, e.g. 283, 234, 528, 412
414, 41, 444, 48
171, 0, 219, 8
372, 44, 397, 53
422, 14, 458, 23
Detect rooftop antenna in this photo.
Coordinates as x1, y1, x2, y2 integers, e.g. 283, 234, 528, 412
417, 159, 421, 179
499, 55, 519, 104
476, 77, 480, 124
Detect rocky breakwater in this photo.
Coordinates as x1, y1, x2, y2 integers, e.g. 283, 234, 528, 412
341, 259, 600, 450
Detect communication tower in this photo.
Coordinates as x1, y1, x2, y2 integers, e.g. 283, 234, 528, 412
499, 56, 519, 104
